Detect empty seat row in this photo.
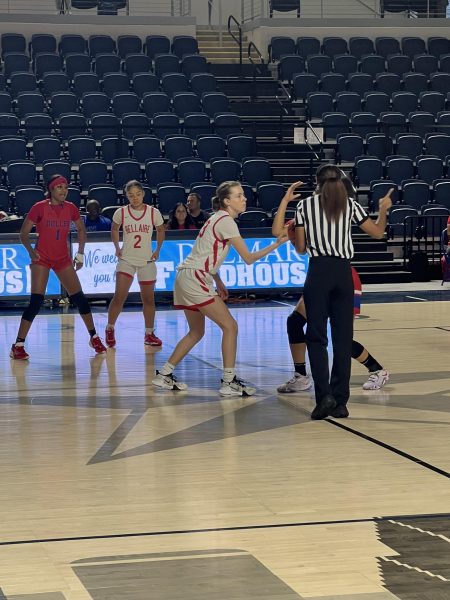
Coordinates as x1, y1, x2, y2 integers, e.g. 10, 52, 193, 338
0, 111, 244, 141
0, 33, 199, 60
369, 179, 450, 212
307, 91, 450, 118
337, 133, 450, 165
278, 53, 450, 81
0, 90, 231, 119
294, 73, 450, 101
0, 71, 218, 100
0, 52, 207, 81
270, 36, 450, 61
0, 133, 257, 166
320, 112, 450, 141
0, 156, 272, 193
354, 155, 450, 189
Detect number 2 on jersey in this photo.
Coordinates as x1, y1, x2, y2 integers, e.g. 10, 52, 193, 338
133, 234, 142, 248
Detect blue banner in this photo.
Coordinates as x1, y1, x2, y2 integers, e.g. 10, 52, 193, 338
0, 243, 60, 298
72, 238, 309, 295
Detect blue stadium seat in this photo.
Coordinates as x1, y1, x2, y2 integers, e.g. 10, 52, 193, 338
380, 111, 407, 137
142, 92, 170, 118
293, 73, 318, 101
0, 91, 12, 113
323, 112, 349, 141
23, 113, 52, 140
117, 35, 142, 59
195, 135, 226, 162
49, 91, 78, 118
10, 72, 37, 97
416, 155, 443, 185
14, 185, 45, 216
213, 113, 241, 138
363, 92, 390, 116
67, 184, 82, 208
433, 180, 450, 209
375, 37, 400, 58
425, 133, 450, 160
414, 54, 438, 76
184, 112, 212, 139
335, 92, 362, 117
190, 182, 216, 210
210, 158, 241, 184
156, 183, 186, 213
42, 72, 70, 97
375, 72, 401, 95
349, 37, 374, 59
59, 113, 88, 140
420, 91, 445, 115
67, 135, 96, 165
89, 34, 115, 57
190, 73, 217, 96
256, 181, 286, 212
124, 54, 151, 78
87, 184, 119, 208
388, 206, 419, 237
59, 35, 87, 57
100, 136, 129, 163
242, 157, 271, 187
306, 55, 332, 78
42, 160, 72, 185
366, 133, 393, 161
3, 53, 30, 78
82, 92, 110, 118
181, 55, 207, 78
90, 113, 120, 140
112, 92, 140, 117
177, 158, 206, 188
269, 36, 296, 62
144, 35, 170, 60
161, 72, 188, 97
33, 136, 61, 165
201, 92, 229, 117
73, 72, 100, 97
227, 134, 256, 162
145, 158, 175, 187
0, 187, 10, 212
0, 113, 20, 136
322, 37, 348, 58
350, 112, 377, 137
396, 133, 423, 160
401, 37, 426, 58
409, 111, 435, 137
360, 55, 385, 77
132, 73, 159, 97
152, 113, 180, 139
347, 73, 373, 96
79, 159, 108, 191
65, 54, 92, 80
296, 37, 320, 60
238, 209, 268, 227
34, 53, 62, 80
94, 53, 121, 79
102, 73, 129, 97
1, 33, 26, 56
436, 111, 450, 134
164, 135, 194, 162
278, 55, 304, 81
430, 73, 450, 95
122, 113, 150, 140
0, 136, 27, 162
392, 91, 418, 115
333, 55, 357, 78
172, 36, 198, 59
320, 73, 346, 97
16, 92, 45, 118
154, 54, 180, 78
112, 158, 142, 189
428, 37, 450, 58
132, 135, 161, 163
401, 179, 430, 209
172, 92, 201, 117
402, 72, 428, 95
307, 92, 333, 119
7, 160, 37, 189
336, 134, 364, 163
386, 156, 414, 186
354, 156, 383, 188
386, 54, 412, 76
369, 180, 399, 211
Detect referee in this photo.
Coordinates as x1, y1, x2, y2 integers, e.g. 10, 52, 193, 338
289, 165, 392, 419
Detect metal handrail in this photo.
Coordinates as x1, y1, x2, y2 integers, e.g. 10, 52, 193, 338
354, 0, 381, 16
402, 213, 446, 268
207, 0, 223, 46
227, 14, 243, 72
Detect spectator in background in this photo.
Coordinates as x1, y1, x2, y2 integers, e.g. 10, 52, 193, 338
187, 193, 208, 228
82, 199, 112, 232
166, 202, 197, 231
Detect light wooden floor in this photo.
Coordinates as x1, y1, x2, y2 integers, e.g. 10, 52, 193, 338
0, 299, 449, 600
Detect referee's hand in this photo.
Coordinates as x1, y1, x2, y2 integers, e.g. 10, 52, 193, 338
379, 188, 394, 213
283, 181, 304, 203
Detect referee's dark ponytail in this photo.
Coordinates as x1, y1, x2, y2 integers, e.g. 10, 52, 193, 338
316, 165, 347, 222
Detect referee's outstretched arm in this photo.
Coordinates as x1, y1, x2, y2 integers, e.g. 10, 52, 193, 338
359, 189, 393, 239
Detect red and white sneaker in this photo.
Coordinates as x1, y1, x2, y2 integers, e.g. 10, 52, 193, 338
10, 343, 29, 360
105, 327, 116, 348
89, 335, 107, 354
144, 331, 162, 346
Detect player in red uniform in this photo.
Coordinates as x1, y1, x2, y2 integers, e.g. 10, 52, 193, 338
10, 175, 107, 359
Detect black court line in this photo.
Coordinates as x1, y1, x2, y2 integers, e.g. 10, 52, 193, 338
0, 512, 449, 548
326, 418, 450, 479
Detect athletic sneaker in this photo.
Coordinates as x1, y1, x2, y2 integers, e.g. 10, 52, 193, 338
144, 332, 162, 346
277, 373, 312, 393
89, 335, 107, 354
105, 327, 116, 348
152, 371, 187, 390
10, 343, 29, 360
362, 369, 390, 390
219, 376, 256, 397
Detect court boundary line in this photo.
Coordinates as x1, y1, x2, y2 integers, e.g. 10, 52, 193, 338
325, 418, 450, 479
0, 512, 449, 548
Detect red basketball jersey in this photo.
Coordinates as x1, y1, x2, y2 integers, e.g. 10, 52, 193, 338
27, 199, 80, 259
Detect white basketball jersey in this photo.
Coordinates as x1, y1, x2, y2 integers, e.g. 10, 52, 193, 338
180, 210, 240, 274
113, 204, 164, 267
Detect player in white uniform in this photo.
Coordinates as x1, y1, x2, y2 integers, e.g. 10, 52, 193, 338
152, 181, 287, 396
105, 180, 165, 348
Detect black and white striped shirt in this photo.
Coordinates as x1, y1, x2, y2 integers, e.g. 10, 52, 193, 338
295, 194, 369, 259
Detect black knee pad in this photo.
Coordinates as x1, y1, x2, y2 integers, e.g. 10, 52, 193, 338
352, 340, 365, 359
287, 310, 306, 344
22, 293, 44, 323
69, 291, 91, 315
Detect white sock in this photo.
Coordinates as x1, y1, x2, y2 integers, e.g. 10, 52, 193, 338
106, 324, 114, 330
223, 368, 235, 383
145, 327, 154, 334
160, 362, 175, 376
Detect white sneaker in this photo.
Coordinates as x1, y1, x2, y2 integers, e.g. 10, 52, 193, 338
152, 371, 187, 391
277, 373, 312, 393
362, 369, 390, 390
219, 376, 256, 397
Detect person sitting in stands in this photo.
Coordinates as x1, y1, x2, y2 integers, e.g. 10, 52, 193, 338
166, 203, 197, 231
187, 193, 209, 228
82, 199, 112, 232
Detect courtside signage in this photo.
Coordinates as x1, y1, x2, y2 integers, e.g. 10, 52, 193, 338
0, 243, 60, 297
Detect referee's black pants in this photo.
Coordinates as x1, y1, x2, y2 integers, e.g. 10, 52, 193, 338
303, 256, 354, 407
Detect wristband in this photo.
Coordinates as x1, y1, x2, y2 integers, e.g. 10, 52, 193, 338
75, 252, 84, 264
